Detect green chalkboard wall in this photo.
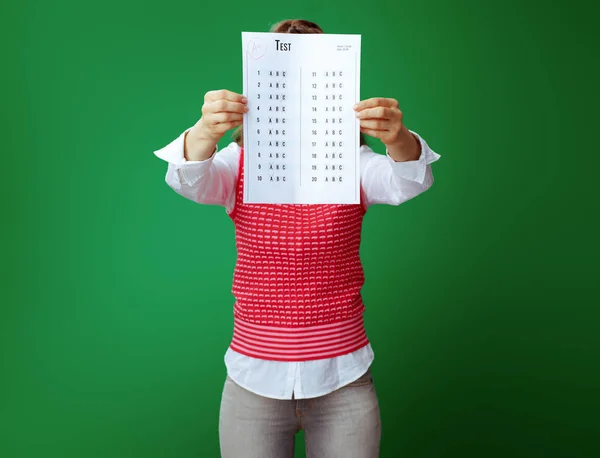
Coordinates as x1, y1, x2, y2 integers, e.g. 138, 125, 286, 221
2, 0, 599, 457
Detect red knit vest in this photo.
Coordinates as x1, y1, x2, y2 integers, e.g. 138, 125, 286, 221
227, 148, 369, 362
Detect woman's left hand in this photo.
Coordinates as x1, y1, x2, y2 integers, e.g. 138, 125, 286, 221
354, 97, 420, 162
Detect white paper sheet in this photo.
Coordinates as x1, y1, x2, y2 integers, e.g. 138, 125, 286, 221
242, 32, 361, 204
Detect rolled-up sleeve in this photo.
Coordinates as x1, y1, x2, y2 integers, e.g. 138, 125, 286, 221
153, 129, 239, 211
361, 130, 441, 207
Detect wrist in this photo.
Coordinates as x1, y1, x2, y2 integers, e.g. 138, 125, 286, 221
385, 125, 412, 149
385, 126, 421, 162
185, 123, 218, 161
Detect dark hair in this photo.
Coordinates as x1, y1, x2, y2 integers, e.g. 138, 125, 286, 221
232, 19, 367, 147
269, 19, 324, 34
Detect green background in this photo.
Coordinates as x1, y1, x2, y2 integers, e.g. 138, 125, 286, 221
2, 0, 598, 457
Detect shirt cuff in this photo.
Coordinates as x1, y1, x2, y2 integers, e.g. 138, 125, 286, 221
178, 154, 216, 186
153, 127, 218, 186
385, 130, 441, 184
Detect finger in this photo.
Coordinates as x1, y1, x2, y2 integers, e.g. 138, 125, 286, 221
213, 112, 244, 123
203, 100, 248, 115
205, 90, 248, 104
355, 106, 396, 120
360, 127, 387, 139
215, 120, 243, 132
359, 119, 392, 130
353, 97, 399, 111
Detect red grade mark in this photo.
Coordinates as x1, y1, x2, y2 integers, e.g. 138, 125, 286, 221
247, 38, 266, 60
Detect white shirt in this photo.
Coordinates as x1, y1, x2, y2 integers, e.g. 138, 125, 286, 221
154, 127, 440, 399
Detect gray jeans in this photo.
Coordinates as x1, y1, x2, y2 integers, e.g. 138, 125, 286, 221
219, 369, 381, 458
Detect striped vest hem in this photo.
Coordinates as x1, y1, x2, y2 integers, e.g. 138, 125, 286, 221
230, 314, 369, 362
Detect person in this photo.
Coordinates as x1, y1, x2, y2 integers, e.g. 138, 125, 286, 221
153, 18, 440, 458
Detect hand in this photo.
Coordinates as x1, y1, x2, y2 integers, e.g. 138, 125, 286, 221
353, 97, 404, 145
185, 90, 248, 161
354, 97, 420, 162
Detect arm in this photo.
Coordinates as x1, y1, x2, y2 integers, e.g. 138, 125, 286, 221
360, 130, 440, 207
152, 90, 248, 212
355, 97, 440, 207
154, 128, 240, 211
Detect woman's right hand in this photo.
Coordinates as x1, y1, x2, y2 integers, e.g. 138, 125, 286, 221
185, 90, 248, 161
